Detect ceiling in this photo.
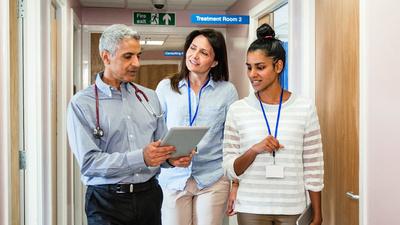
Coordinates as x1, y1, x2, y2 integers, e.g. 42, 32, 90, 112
138, 33, 186, 51
79, 0, 238, 11
80, 0, 239, 52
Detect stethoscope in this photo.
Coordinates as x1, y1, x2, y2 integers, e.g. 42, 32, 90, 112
93, 82, 163, 139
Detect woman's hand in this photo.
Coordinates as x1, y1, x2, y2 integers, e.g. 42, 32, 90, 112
234, 137, 283, 176
226, 181, 238, 216
250, 135, 284, 154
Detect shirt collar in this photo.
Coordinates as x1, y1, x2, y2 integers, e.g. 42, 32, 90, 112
95, 72, 131, 97
178, 79, 187, 88
178, 76, 216, 89
95, 72, 112, 97
246, 91, 295, 110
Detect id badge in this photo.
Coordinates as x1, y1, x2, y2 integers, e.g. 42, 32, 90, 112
265, 165, 284, 178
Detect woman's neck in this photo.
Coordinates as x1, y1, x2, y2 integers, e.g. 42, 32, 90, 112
257, 83, 283, 104
188, 72, 209, 94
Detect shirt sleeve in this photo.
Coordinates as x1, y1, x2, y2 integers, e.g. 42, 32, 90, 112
303, 104, 324, 192
67, 100, 146, 178
155, 79, 168, 123
227, 83, 239, 107
222, 106, 242, 180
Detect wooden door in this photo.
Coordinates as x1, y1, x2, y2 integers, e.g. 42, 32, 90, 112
90, 33, 103, 83
135, 64, 178, 90
10, 0, 21, 224
258, 13, 273, 26
316, 0, 359, 224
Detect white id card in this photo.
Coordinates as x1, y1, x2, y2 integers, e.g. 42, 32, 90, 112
265, 165, 284, 178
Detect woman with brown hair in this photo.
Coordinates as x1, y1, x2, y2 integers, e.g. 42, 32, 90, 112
156, 29, 238, 225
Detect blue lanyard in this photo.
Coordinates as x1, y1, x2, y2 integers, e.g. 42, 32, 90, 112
187, 77, 210, 126
258, 88, 284, 158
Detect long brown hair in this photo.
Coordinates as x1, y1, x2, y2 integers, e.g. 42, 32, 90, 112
170, 29, 229, 93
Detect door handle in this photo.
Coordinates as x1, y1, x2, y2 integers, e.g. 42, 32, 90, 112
346, 192, 359, 200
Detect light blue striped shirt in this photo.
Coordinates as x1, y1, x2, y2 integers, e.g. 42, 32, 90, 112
156, 78, 238, 190
67, 74, 167, 185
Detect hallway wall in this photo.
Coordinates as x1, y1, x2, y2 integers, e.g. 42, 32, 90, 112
226, 0, 262, 98
361, 0, 400, 224
69, 0, 82, 20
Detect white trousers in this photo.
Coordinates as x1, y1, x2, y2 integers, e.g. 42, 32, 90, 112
161, 176, 230, 225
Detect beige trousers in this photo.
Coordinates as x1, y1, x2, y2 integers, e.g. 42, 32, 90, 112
237, 213, 301, 225
161, 176, 230, 225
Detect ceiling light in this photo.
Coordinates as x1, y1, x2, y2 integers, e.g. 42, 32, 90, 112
140, 40, 164, 45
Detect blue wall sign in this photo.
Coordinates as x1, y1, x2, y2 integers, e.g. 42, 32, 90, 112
191, 14, 249, 25
164, 51, 184, 57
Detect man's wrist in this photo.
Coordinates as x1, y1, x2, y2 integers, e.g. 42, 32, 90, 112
166, 159, 175, 168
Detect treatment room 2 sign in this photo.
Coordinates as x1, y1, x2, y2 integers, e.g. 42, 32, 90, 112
190, 14, 249, 25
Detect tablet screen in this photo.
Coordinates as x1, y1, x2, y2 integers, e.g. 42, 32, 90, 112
160, 126, 209, 157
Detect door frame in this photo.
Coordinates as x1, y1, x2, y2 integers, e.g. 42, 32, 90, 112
72, 8, 85, 225
359, 1, 367, 224
23, 0, 75, 224
0, 0, 11, 224
24, 0, 48, 222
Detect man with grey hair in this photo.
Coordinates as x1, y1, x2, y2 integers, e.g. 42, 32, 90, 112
67, 24, 192, 225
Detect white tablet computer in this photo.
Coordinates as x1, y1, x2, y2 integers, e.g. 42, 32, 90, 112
296, 204, 312, 225
160, 126, 209, 157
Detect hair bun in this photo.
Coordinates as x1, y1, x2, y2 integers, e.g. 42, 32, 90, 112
256, 23, 276, 39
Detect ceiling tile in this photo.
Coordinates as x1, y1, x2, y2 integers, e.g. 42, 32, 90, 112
167, 0, 190, 9
80, 0, 126, 8
165, 3, 186, 10
126, 0, 153, 9
81, 0, 239, 10
185, 5, 228, 10
188, 0, 237, 10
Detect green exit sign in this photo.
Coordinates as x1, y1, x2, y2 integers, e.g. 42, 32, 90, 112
133, 12, 176, 26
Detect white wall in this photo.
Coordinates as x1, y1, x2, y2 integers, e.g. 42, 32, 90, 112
360, 0, 400, 224
0, 0, 11, 224
226, 0, 263, 99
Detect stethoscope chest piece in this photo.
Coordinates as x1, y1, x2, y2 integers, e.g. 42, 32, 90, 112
93, 126, 104, 139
